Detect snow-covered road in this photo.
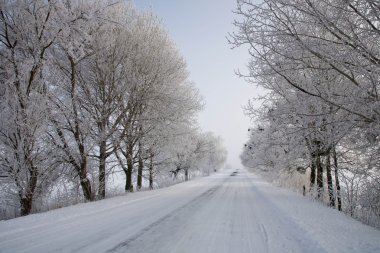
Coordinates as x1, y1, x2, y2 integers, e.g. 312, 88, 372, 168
1, 169, 379, 253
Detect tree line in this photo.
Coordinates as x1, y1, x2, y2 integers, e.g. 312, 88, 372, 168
0, 0, 227, 218
232, 0, 380, 227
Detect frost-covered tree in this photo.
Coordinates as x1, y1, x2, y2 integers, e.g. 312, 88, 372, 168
0, 0, 225, 218
168, 130, 227, 181
46, 0, 105, 202
108, 12, 203, 192
232, 0, 380, 131
0, 0, 66, 215
233, 0, 380, 222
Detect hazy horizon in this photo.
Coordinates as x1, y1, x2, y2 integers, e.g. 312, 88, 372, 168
133, 0, 261, 169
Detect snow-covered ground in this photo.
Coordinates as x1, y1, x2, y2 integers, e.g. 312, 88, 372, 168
0, 169, 379, 253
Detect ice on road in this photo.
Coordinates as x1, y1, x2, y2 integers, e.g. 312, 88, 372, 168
1, 169, 379, 253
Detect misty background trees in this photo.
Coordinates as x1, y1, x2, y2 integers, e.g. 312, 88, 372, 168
0, 0, 227, 218
233, 0, 380, 227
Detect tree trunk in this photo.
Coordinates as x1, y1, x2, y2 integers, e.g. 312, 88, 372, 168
185, 168, 189, 181
69, 56, 93, 202
316, 154, 323, 200
98, 139, 107, 199
126, 143, 134, 192
56, 125, 93, 202
137, 143, 143, 190
310, 155, 316, 193
326, 152, 335, 207
332, 147, 342, 211
20, 194, 33, 216
20, 166, 38, 216
124, 173, 130, 192
80, 177, 93, 202
149, 155, 154, 190
79, 158, 93, 201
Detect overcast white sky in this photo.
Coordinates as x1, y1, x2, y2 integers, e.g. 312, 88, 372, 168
133, 0, 260, 169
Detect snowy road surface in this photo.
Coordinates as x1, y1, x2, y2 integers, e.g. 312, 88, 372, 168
1, 169, 380, 253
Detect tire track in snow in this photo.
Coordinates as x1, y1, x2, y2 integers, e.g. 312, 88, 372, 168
259, 224, 268, 244
106, 180, 226, 253
245, 173, 328, 253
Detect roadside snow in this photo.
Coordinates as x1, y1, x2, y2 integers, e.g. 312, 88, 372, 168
0, 169, 379, 253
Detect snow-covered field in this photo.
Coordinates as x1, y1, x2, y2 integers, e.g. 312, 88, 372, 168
0, 169, 379, 253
